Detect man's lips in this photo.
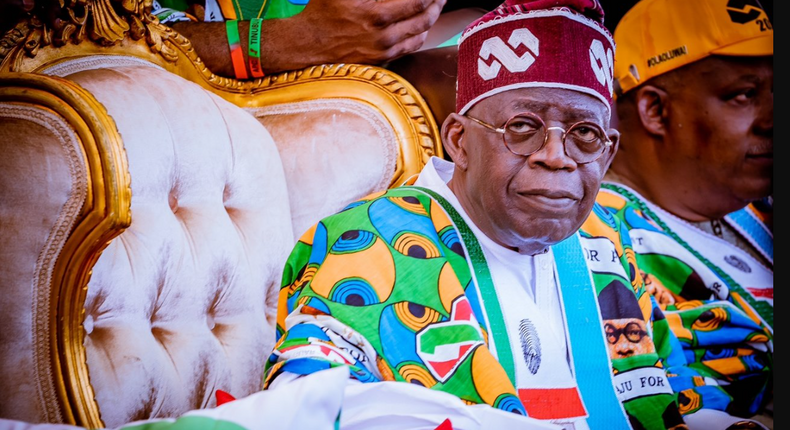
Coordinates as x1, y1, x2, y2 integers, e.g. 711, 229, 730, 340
515, 190, 580, 211
747, 143, 773, 158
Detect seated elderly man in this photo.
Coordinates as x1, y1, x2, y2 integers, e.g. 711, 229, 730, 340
596, 0, 773, 428
263, 1, 687, 429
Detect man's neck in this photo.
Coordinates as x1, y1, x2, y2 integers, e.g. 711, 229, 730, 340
603, 168, 739, 222
446, 177, 549, 256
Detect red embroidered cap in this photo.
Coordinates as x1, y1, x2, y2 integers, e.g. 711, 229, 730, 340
456, 0, 615, 117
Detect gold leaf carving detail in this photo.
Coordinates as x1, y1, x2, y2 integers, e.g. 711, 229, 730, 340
89, 0, 129, 44
0, 0, 180, 63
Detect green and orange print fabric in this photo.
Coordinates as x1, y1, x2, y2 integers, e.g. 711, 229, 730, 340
264, 186, 685, 429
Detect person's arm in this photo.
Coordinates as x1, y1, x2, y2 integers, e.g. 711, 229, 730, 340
171, 0, 446, 78
263, 189, 524, 415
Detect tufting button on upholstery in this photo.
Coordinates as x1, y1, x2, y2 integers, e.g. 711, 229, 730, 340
83, 314, 94, 335
169, 191, 179, 214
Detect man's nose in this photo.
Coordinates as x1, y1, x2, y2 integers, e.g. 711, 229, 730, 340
615, 336, 633, 352
528, 126, 576, 169
754, 89, 773, 137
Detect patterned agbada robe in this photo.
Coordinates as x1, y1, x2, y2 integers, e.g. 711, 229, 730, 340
264, 185, 685, 430
597, 183, 773, 418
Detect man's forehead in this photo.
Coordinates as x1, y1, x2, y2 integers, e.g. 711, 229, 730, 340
480, 88, 608, 122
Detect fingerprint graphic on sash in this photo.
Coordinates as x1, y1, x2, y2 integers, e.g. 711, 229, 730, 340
519, 318, 541, 375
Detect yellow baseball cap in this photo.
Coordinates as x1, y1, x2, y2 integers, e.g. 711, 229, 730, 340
613, 0, 773, 97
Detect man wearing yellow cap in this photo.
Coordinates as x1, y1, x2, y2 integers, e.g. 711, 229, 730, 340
596, 0, 773, 428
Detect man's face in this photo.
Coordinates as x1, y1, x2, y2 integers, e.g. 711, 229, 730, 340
456, 87, 617, 254
665, 55, 773, 207
604, 318, 654, 358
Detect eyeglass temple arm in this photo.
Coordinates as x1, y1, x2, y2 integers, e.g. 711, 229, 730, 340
466, 116, 505, 133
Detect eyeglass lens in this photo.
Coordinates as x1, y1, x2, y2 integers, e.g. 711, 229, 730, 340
502, 114, 608, 163
604, 322, 647, 344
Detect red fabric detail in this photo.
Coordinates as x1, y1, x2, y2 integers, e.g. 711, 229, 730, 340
434, 418, 454, 430
427, 344, 474, 379
454, 298, 473, 321
456, 13, 614, 113
216, 389, 236, 406
503, 0, 605, 23
747, 288, 773, 299
518, 387, 587, 420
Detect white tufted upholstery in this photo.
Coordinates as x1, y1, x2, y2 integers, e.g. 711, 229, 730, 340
64, 66, 293, 426
0, 65, 292, 427
0, 103, 88, 423
250, 99, 398, 238
0, 50, 437, 426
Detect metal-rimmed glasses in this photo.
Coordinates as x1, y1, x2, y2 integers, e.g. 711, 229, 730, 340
465, 112, 613, 164
604, 322, 648, 345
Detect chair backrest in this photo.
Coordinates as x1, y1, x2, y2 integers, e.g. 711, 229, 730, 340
0, 2, 441, 427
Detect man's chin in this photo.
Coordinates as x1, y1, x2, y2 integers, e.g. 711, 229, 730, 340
734, 179, 772, 205
508, 219, 581, 249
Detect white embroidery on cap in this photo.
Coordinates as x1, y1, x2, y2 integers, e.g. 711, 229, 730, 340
478, 28, 540, 81
589, 39, 614, 95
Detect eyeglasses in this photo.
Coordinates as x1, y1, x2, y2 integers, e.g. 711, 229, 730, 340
465, 112, 613, 164
604, 322, 647, 344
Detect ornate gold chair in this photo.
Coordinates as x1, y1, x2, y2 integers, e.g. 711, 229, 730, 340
0, 1, 441, 427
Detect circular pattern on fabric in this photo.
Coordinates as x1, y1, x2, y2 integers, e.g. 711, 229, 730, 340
389, 196, 428, 216
287, 288, 313, 315
289, 264, 317, 296
625, 248, 639, 287
471, 346, 518, 406
665, 313, 693, 341
330, 278, 379, 306
678, 389, 701, 415
307, 222, 329, 266
747, 333, 770, 343
494, 393, 526, 415
692, 308, 728, 331
700, 347, 736, 361
377, 356, 396, 381
300, 297, 331, 316
740, 351, 768, 370
379, 304, 421, 365
331, 230, 376, 254
439, 226, 465, 257
398, 363, 437, 388
673, 300, 703, 311
285, 264, 315, 313
340, 200, 367, 212
592, 203, 617, 228
394, 301, 443, 331
310, 237, 395, 302
393, 232, 441, 259
623, 206, 662, 233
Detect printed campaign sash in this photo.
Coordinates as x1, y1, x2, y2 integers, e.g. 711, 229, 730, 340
553, 235, 631, 430
407, 186, 630, 428
725, 206, 773, 265
602, 183, 773, 329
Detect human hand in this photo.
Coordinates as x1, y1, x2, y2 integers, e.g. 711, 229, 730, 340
273, 0, 447, 68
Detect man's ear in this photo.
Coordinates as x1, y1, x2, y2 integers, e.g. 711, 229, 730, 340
601, 127, 621, 171
441, 113, 469, 170
634, 85, 670, 137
